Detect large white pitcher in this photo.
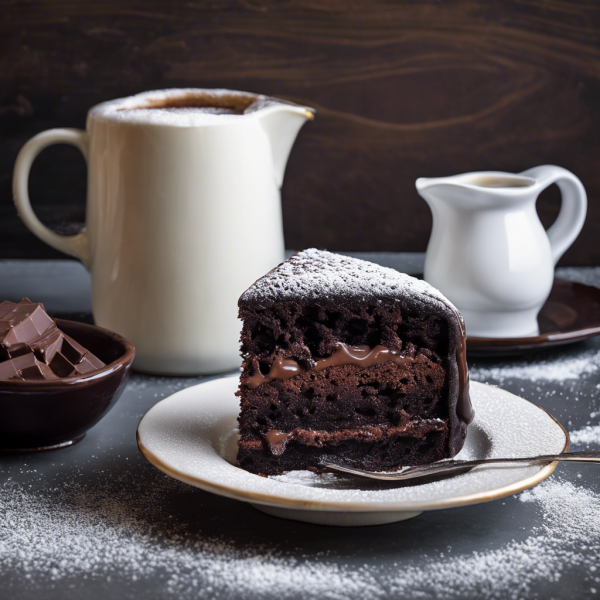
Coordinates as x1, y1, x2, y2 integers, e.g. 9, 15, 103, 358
417, 166, 587, 338
13, 89, 314, 374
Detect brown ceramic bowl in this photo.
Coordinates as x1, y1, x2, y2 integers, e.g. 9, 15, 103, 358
0, 319, 135, 452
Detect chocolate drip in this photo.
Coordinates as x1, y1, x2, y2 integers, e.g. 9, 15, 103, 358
456, 343, 474, 425
313, 343, 415, 370
243, 342, 415, 389
449, 307, 474, 425
245, 357, 305, 388
263, 430, 291, 456
443, 302, 474, 457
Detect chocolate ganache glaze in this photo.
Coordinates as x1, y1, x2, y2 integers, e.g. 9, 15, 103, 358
448, 304, 474, 454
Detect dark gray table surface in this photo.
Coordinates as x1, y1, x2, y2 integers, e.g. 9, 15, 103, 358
1, 256, 599, 600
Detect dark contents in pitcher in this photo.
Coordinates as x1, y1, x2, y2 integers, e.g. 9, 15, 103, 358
0, 299, 105, 381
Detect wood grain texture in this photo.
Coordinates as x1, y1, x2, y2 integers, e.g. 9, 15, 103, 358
1, 0, 599, 263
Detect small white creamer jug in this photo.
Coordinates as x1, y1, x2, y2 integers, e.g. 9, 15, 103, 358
417, 166, 587, 338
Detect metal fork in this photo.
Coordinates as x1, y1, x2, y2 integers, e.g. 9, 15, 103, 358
321, 450, 600, 482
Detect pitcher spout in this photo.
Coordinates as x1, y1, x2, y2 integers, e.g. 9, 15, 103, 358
415, 177, 433, 192
254, 101, 315, 187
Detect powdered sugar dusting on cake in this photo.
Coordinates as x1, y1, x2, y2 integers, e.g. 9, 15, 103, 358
240, 249, 459, 315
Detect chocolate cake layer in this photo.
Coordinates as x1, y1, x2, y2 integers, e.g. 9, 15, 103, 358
238, 420, 448, 475
236, 249, 473, 475
238, 359, 446, 441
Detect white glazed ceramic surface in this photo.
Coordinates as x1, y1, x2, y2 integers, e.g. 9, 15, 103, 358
137, 377, 568, 527
12, 89, 314, 375
418, 166, 587, 339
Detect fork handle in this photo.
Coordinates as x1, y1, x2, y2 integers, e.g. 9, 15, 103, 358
322, 450, 600, 481
449, 450, 600, 467
552, 451, 600, 462
403, 450, 600, 478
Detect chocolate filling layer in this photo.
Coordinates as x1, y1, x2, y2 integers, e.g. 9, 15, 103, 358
243, 342, 417, 389
263, 419, 446, 456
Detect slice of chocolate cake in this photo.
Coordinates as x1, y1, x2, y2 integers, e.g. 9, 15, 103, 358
237, 249, 473, 476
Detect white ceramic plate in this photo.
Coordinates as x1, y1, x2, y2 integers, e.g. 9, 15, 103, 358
137, 377, 568, 526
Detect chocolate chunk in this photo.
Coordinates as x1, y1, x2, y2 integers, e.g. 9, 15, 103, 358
0, 299, 56, 353
42, 333, 106, 378
60, 334, 87, 365
78, 349, 105, 371
48, 339, 105, 378
48, 351, 77, 378
29, 328, 65, 364
70, 355, 104, 376
0, 299, 107, 381
4, 342, 32, 359
0, 353, 59, 381
0, 357, 21, 380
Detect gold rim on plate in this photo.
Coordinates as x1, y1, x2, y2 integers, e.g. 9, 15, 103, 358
136, 386, 569, 513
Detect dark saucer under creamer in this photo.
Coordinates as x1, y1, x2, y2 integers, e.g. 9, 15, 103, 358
467, 279, 600, 356
0, 319, 135, 451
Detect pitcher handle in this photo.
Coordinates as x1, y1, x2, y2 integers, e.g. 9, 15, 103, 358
13, 128, 90, 268
520, 165, 587, 265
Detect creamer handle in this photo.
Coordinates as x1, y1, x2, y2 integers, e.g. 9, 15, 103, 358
520, 165, 587, 265
13, 128, 90, 268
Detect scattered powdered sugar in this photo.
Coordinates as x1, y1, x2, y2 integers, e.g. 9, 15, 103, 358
568, 408, 600, 446
0, 469, 379, 599
240, 249, 457, 317
470, 348, 600, 383
556, 266, 600, 288
386, 480, 600, 599
570, 424, 600, 446
272, 469, 342, 487
1, 470, 598, 599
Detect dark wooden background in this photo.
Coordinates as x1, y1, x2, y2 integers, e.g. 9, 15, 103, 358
2, 0, 600, 264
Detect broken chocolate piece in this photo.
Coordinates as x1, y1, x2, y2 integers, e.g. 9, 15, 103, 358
0, 353, 59, 381
29, 328, 65, 364
0, 299, 56, 359
0, 299, 106, 381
